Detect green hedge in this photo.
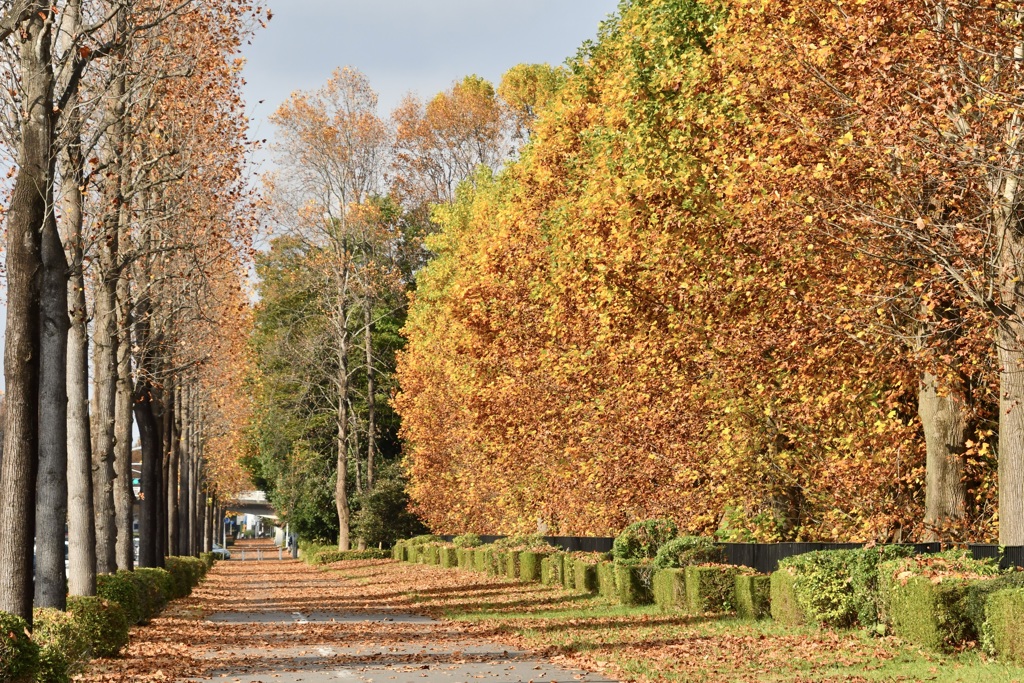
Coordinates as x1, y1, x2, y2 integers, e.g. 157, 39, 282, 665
653, 537, 724, 569
653, 569, 687, 611
612, 519, 679, 562
33, 608, 90, 683
770, 569, 806, 626
986, 588, 1024, 663
615, 562, 655, 605
575, 559, 599, 593
473, 548, 489, 572
439, 547, 459, 568
133, 568, 173, 621
685, 565, 739, 614
312, 549, 391, 565
164, 557, 207, 599
67, 596, 130, 659
453, 534, 482, 548
735, 574, 771, 620
562, 556, 576, 590
97, 572, 143, 626
597, 561, 618, 600
778, 546, 916, 629
0, 611, 38, 682
391, 541, 406, 560
520, 551, 551, 582
505, 551, 521, 579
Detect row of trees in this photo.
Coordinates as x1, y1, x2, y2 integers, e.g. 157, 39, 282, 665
247, 66, 563, 549
0, 0, 261, 623
395, 0, 1024, 546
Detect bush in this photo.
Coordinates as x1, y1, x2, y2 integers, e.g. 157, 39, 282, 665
542, 553, 566, 586
453, 534, 482, 548
597, 561, 618, 600
312, 549, 391, 565
164, 557, 207, 599
735, 574, 771, 620
133, 568, 173, 620
97, 572, 143, 626
770, 569, 806, 626
439, 546, 459, 568
986, 588, 1024, 663
505, 551, 521, 579
574, 558, 599, 593
66, 596, 130, 659
615, 561, 655, 605
407, 534, 441, 546
653, 536, 723, 569
964, 571, 1024, 654
779, 545, 916, 628
520, 551, 553, 582
0, 611, 38, 682
562, 556, 576, 590
653, 569, 687, 611
612, 519, 679, 562
685, 565, 740, 613
880, 552, 1002, 652
199, 552, 217, 570
391, 541, 406, 561
33, 608, 90, 683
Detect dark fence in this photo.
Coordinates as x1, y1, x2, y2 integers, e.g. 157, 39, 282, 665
439, 535, 1024, 573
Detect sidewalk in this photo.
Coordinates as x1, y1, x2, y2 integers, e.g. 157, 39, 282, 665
78, 541, 615, 683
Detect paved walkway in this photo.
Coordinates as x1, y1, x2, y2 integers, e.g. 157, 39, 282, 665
90, 540, 614, 683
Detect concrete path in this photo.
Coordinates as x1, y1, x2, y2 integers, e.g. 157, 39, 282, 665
186, 543, 615, 683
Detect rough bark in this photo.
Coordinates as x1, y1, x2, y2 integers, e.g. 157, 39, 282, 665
998, 324, 1024, 546
919, 371, 967, 541
167, 382, 180, 557
365, 301, 375, 490
36, 207, 70, 610
114, 271, 135, 571
0, 3, 51, 622
135, 377, 161, 567
337, 328, 351, 551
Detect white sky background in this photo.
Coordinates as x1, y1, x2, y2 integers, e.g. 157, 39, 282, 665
0, 0, 621, 385
241, 0, 621, 171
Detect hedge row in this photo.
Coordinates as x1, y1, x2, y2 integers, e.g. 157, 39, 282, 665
0, 555, 215, 683
393, 523, 1024, 665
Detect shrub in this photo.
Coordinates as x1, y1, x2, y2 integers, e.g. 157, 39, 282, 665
312, 549, 391, 565
439, 547, 459, 568
520, 550, 553, 582
392, 541, 406, 561
779, 545, 916, 628
653, 536, 723, 569
597, 561, 618, 600
97, 572, 143, 626
505, 551, 521, 579
735, 574, 771, 620
543, 553, 566, 586
653, 569, 687, 611
199, 552, 217, 570
164, 557, 206, 599
562, 556, 576, 590
0, 611, 38, 682
66, 596, 129, 659
33, 608, 90, 683
574, 558, 599, 593
880, 552, 1002, 652
964, 571, 1024, 654
770, 569, 806, 626
986, 588, 1024, 663
133, 568, 173, 620
615, 561, 655, 605
541, 557, 553, 584
407, 534, 441, 546
612, 519, 679, 562
685, 565, 740, 613
453, 534, 483, 548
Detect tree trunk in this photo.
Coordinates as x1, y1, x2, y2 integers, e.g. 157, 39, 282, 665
365, 301, 375, 490
36, 207, 70, 610
337, 327, 351, 551
999, 324, 1024, 546
919, 371, 967, 541
168, 382, 181, 556
0, 4, 52, 622
64, 137, 96, 596
114, 275, 135, 571
178, 396, 191, 556
136, 377, 161, 567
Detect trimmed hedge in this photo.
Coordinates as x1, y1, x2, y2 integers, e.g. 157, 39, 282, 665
453, 534, 482, 548
520, 551, 551, 582
615, 562, 655, 605
986, 588, 1024, 663
392, 541, 407, 561
770, 569, 806, 626
33, 608, 90, 683
97, 572, 143, 626
133, 568, 173, 622
164, 557, 207, 599
313, 548, 391, 565
653, 569, 687, 611
0, 611, 38, 682
562, 556, 576, 590
474, 548, 489, 572
575, 559, 599, 593
439, 547, 458, 568
505, 551, 521, 579
67, 596, 130, 659
612, 519, 679, 562
654, 536, 724, 570
685, 565, 739, 614
597, 561, 618, 600
735, 574, 771, 620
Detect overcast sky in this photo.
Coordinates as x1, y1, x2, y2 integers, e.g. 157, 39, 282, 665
240, 0, 620, 168
0, 2, 620, 386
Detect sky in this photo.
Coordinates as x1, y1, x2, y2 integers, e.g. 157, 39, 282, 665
0, 1, 621, 389
240, 0, 620, 169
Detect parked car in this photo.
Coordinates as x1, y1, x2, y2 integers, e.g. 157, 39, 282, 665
211, 542, 231, 560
